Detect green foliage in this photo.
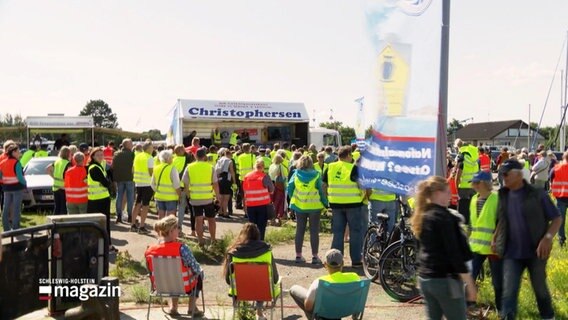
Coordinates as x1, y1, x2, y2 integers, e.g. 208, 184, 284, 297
79, 99, 119, 129
447, 118, 464, 136
264, 223, 297, 245
142, 129, 166, 141
236, 302, 257, 320
110, 250, 147, 281
319, 121, 356, 145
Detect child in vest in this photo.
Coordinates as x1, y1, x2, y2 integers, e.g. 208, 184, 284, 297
223, 223, 280, 320
145, 215, 203, 317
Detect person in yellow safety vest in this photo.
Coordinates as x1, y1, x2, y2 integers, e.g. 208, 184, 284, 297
46, 146, 71, 215
151, 150, 181, 220
351, 144, 361, 163
314, 152, 328, 174
368, 188, 397, 234
223, 223, 280, 320
229, 131, 239, 147
468, 171, 503, 315
87, 148, 118, 253
277, 150, 290, 174
173, 145, 192, 235
34, 145, 49, 158
183, 148, 220, 245
131, 141, 155, 234
288, 155, 328, 264
237, 143, 255, 210
289, 248, 361, 319
270, 143, 280, 159
323, 146, 365, 267
212, 128, 222, 146
207, 145, 219, 166
233, 147, 244, 209
257, 148, 272, 174
20, 145, 36, 168
282, 142, 292, 160
454, 138, 479, 225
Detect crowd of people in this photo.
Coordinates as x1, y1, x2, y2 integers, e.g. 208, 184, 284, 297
1, 133, 566, 319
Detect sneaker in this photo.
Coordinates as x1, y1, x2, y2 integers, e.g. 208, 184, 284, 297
138, 226, 150, 234
130, 224, 138, 232
311, 257, 322, 265
115, 217, 122, 224
295, 256, 305, 264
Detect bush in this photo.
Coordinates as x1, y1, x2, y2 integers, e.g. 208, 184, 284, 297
110, 250, 147, 281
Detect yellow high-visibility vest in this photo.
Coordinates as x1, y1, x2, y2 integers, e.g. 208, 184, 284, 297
153, 163, 178, 201
134, 152, 152, 185
327, 161, 364, 204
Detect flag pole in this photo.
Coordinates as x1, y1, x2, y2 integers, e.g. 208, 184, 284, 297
436, 0, 451, 176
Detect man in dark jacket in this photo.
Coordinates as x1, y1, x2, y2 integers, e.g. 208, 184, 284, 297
493, 159, 562, 320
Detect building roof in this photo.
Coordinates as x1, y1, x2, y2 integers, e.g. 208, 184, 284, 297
454, 119, 527, 140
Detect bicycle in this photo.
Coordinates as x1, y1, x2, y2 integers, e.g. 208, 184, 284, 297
362, 210, 390, 281
378, 198, 421, 302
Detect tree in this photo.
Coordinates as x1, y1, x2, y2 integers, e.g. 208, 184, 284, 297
79, 100, 118, 128
143, 129, 165, 141
447, 118, 464, 136
319, 121, 356, 145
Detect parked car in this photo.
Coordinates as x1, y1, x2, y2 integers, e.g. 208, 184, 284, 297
22, 156, 57, 209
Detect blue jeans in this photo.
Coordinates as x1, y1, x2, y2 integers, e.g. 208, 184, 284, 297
471, 253, 504, 314
501, 258, 554, 319
419, 277, 467, 320
556, 199, 567, 244
331, 206, 364, 263
368, 200, 397, 234
115, 181, 134, 220
2, 190, 23, 231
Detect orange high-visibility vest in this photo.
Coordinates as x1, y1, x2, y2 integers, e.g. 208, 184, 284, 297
479, 154, 491, 172
145, 242, 198, 293
552, 163, 568, 198
448, 176, 459, 206
0, 158, 19, 185
103, 147, 114, 166
243, 170, 271, 207
64, 166, 88, 204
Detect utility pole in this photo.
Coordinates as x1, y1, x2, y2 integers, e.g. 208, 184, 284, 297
528, 104, 531, 150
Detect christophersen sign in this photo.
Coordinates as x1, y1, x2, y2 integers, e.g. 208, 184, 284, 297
179, 99, 309, 122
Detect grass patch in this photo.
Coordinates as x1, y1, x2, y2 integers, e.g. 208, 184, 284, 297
265, 222, 297, 245
477, 245, 568, 319
109, 250, 148, 282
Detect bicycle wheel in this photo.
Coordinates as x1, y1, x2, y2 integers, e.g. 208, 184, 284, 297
362, 225, 385, 281
379, 240, 420, 302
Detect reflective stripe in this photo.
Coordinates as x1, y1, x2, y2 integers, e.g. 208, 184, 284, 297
472, 227, 494, 234
66, 193, 88, 198
2, 177, 18, 184
65, 187, 88, 192
245, 195, 271, 202
330, 184, 360, 189
190, 190, 213, 194
328, 192, 363, 197
470, 238, 492, 246
246, 189, 269, 195
190, 183, 212, 187
552, 181, 568, 186
292, 195, 322, 203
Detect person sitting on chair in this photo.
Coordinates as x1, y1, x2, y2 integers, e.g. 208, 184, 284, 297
223, 223, 280, 320
289, 249, 360, 320
145, 215, 204, 317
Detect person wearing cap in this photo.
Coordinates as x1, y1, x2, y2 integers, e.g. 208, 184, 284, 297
550, 151, 568, 248
79, 143, 91, 165
494, 159, 562, 319
289, 249, 360, 319
182, 148, 220, 245
530, 151, 550, 190
468, 171, 503, 315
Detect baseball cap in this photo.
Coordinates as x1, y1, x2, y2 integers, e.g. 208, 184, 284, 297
469, 171, 492, 183
79, 143, 89, 152
499, 159, 523, 173
324, 249, 344, 267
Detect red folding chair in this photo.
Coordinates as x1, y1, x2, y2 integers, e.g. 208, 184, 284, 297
229, 262, 283, 320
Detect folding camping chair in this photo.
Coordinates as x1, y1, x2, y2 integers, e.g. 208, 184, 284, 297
229, 262, 284, 320
312, 279, 371, 320
146, 255, 205, 319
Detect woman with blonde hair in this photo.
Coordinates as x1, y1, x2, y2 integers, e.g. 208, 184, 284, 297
411, 175, 476, 320
288, 155, 328, 264
145, 215, 203, 317
223, 223, 279, 320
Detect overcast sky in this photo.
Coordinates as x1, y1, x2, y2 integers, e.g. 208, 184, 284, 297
0, 0, 567, 132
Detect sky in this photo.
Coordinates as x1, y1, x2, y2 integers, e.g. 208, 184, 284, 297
0, 0, 567, 133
